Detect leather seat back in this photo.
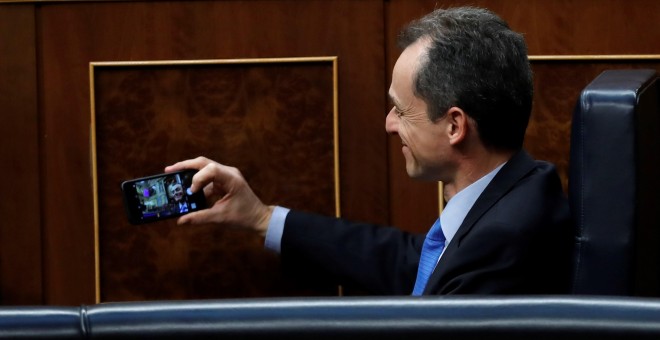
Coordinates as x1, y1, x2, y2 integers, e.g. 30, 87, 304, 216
569, 69, 660, 295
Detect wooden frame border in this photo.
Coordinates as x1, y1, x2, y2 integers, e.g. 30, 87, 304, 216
529, 55, 660, 61
436, 54, 660, 216
89, 56, 340, 303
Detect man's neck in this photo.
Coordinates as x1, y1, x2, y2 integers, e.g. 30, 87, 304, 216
444, 149, 516, 202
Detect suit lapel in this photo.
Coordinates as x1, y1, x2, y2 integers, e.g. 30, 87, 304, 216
423, 150, 537, 294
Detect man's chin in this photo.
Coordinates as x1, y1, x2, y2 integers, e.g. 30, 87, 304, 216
406, 167, 440, 182
405, 166, 423, 180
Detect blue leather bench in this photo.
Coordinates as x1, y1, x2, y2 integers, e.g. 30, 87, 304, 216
3, 296, 660, 338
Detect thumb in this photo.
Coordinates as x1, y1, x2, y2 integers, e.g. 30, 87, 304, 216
177, 208, 221, 225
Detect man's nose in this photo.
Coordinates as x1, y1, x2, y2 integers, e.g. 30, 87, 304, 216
385, 109, 398, 135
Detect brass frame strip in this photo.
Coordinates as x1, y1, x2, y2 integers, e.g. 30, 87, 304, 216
90, 56, 340, 303
529, 55, 660, 61
436, 54, 660, 216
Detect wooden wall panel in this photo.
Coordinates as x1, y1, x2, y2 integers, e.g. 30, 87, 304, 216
385, 0, 660, 233
0, 4, 42, 305
384, 3, 442, 235
527, 60, 660, 192
1, 0, 659, 305
92, 60, 337, 301
386, 0, 660, 55
36, 0, 386, 304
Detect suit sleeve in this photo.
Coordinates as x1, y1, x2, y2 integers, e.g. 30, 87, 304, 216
281, 210, 424, 295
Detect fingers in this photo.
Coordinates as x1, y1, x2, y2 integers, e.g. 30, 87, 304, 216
177, 209, 218, 225
166, 157, 238, 195
167, 156, 261, 231
203, 183, 215, 197
164, 156, 213, 173
190, 162, 239, 194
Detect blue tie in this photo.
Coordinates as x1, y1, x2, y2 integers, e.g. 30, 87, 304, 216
412, 218, 446, 295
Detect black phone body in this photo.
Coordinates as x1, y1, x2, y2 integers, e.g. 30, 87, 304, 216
121, 169, 207, 225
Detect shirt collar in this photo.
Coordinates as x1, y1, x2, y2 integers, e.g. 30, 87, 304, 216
439, 162, 506, 246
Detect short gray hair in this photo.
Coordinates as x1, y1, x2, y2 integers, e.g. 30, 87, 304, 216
398, 7, 533, 151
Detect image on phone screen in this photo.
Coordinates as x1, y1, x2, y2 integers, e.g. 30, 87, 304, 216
121, 169, 207, 225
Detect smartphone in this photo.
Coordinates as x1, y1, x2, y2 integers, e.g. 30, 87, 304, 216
121, 169, 207, 225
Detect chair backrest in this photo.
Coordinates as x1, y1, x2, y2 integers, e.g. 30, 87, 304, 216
570, 69, 660, 295
7, 296, 660, 338
0, 306, 82, 338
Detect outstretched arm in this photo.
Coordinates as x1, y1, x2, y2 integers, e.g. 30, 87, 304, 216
165, 156, 274, 237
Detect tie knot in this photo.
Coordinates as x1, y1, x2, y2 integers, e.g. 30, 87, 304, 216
426, 217, 445, 242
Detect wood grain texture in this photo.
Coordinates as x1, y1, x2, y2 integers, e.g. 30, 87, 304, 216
93, 62, 336, 301
385, 0, 660, 233
37, 0, 385, 304
0, 3, 42, 305
527, 61, 660, 192
2, 0, 659, 304
386, 0, 660, 55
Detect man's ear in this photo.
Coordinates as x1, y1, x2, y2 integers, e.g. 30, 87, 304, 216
446, 106, 469, 146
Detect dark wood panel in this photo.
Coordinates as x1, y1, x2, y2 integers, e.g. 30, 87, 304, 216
385, 0, 660, 233
506, 0, 660, 55
93, 61, 337, 301
0, 4, 43, 305
38, 0, 385, 304
384, 2, 441, 234
3, 0, 654, 304
387, 0, 660, 55
527, 60, 660, 192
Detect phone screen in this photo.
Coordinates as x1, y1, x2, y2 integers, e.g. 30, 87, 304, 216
121, 169, 207, 225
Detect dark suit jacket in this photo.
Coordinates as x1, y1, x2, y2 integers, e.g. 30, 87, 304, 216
280, 150, 573, 295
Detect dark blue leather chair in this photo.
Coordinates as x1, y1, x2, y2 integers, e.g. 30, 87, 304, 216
5, 296, 660, 338
79, 296, 660, 339
570, 69, 660, 295
0, 306, 82, 338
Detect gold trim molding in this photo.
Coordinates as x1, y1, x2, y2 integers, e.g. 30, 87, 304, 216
435, 54, 660, 216
89, 56, 340, 303
529, 54, 660, 61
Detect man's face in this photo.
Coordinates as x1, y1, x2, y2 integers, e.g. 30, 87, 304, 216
170, 184, 184, 202
386, 39, 450, 181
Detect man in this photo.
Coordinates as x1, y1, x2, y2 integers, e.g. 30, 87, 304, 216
167, 181, 189, 213
166, 7, 573, 295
